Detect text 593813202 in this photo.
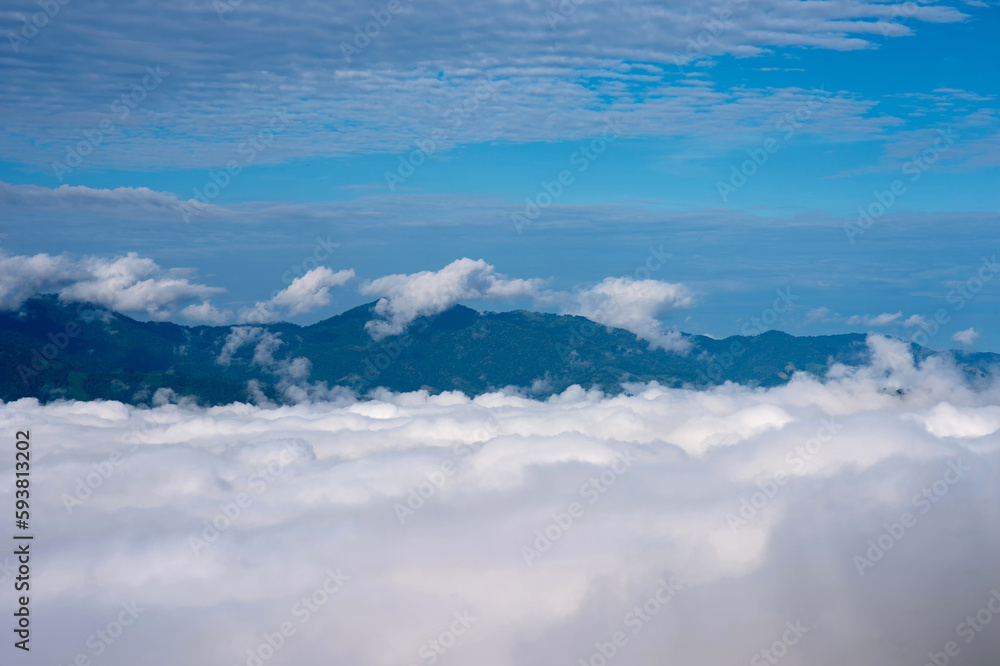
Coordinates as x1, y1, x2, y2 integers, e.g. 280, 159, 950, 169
13, 430, 32, 652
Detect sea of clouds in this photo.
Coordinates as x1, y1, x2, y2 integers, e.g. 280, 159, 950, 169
1, 335, 999, 666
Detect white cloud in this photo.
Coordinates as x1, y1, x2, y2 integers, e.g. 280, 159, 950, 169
239, 267, 355, 323
361, 258, 543, 339
560, 277, 695, 352
0, 251, 79, 309
846, 311, 903, 327
57, 254, 222, 321
805, 306, 837, 323
903, 314, 929, 328
0, 0, 974, 172
216, 327, 281, 367
952, 327, 979, 347
237, 301, 279, 325
359, 263, 694, 351
215, 327, 323, 404
0, 181, 228, 221
270, 267, 356, 316
4, 336, 1000, 665
180, 300, 233, 325
0, 251, 222, 319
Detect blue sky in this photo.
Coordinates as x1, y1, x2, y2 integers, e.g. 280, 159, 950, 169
1, 0, 998, 350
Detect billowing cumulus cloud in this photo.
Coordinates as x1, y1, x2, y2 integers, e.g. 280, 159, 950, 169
0, 251, 79, 309
361, 258, 543, 339
240, 267, 356, 323
272, 267, 355, 316
559, 277, 695, 352
53, 254, 222, 321
181, 300, 233, 325
952, 326, 979, 347
0, 251, 221, 319
3, 336, 999, 665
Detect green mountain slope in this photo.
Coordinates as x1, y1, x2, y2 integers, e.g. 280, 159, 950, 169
0, 296, 994, 405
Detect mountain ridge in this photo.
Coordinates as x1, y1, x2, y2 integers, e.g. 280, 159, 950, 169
0, 296, 994, 406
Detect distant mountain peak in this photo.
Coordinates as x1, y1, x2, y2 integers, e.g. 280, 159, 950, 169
0, 298, 993, 406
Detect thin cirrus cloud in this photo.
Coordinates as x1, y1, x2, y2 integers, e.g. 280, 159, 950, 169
0, 0, 980, 171
0, 181, 224, 220
0, 76, 912, 172
6, 335, 1000, 666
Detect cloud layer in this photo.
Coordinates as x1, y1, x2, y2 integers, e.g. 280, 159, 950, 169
3, 336, 999, 665
0, 251, 220, 319
0, 0, 986, 171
